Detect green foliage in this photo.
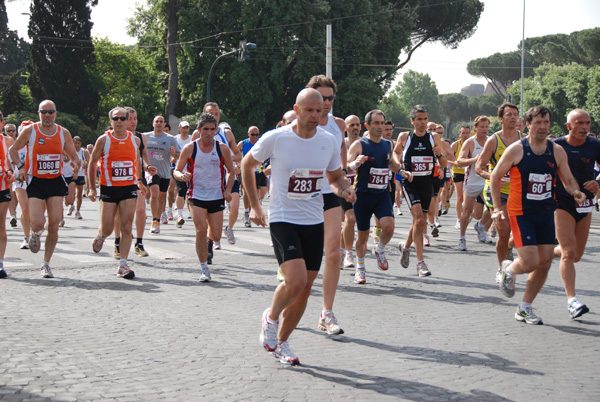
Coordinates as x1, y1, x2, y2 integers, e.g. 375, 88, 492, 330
507, 63, 600, 136
27, 0, 100, 127
0, 0, 30, 91
91, 38, 164, 133
0, 70, 32, 114
3, 111, 37, 129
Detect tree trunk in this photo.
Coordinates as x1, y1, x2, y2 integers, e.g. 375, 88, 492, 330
165, 0, 179, 119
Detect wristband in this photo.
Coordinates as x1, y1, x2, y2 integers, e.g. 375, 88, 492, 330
17, 163, 25, 170
348, 161, 358, 171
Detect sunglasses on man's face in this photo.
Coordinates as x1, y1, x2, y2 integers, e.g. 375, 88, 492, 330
250, 133, 260, 137
39, 109, 56, 115
6, 129, 16, 133
111, 116, 127, 121
322, 95, 336, 102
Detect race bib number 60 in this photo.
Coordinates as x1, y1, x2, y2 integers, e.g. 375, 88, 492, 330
526, 173, 552, 200
287, 168, 323, 200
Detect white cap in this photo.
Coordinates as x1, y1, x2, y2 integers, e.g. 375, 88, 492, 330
179, 121, 190, 127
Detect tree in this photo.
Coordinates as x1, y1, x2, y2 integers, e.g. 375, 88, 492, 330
439, 93, 469, 137
0, 70, 31, 114
0, 0, 30, 91
129, 0, 483, 133
165, 0, 189, 121
27, 0, 100, 127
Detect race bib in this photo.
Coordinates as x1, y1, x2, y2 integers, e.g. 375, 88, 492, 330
37, 154, 61, 175
526, 173, 552, 200
347, 172, 356, 186
111, 161, 134, 181
287, 168, 323, 200
411, 156, 433, 176
368, 167, 389, 189
576, 198, 594, 213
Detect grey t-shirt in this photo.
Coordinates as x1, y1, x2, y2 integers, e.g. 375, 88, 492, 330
145, 132, 180, 178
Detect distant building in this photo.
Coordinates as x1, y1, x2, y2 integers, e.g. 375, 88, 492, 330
460, 84, 485, 98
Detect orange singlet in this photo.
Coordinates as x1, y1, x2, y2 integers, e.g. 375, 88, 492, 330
99, 130, 138, 187
28, 123, 65, 179
0, 136, 11, 191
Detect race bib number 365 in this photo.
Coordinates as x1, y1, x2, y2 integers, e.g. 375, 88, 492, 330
287, 168, 323, 200
411, 156, 433, 176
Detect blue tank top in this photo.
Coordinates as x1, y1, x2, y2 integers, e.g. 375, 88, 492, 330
354, 138, 392, 193
241, 138, 254, 156
553, 136, 600, 200
507, 138, 557, 216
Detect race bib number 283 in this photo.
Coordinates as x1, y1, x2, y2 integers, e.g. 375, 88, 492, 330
287, 168, 323, 200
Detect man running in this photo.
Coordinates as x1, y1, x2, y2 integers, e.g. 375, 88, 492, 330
0, 112, 14, 278
340, 115, 361, 269
238, 126, 263, 231
393, 105, 447, 277
244, 88, 355, 365
9, 100, 81, 278
450, 125, 471, 228
88, 107, 147, 279
347, 110, 405, 284
174, 113, 234, 282
492, 106, 584, 325
553, 109, 600, 319
174, 121, 192, 228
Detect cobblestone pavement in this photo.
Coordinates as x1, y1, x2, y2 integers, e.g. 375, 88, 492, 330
1, 200, 599, 401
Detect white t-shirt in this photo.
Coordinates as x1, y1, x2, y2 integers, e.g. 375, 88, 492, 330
319, 113, 344, 194
251, 125, 341, 225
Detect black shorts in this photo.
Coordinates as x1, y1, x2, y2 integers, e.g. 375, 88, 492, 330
149, 175, 170, 192
74, 176, 86, 186
231, 179, 240, 194
353, 192, 394, 231
323, 192, 341, 211
510, 209, 555, 248
431, 176, 442, 197
189, 198, 225, 214
340, 197, 353, 213
27, 176, 68, 199
452, 173, 465, 183
270, 222, 324, 271
0, 189, 11, 203
256, 172, 268, 188
556, 192, 592, 223
403, 179, 433, 213
389, 180, 396, 205
176, 180, 189, 197
100, 185, 138, 203
64, 176, 74, 185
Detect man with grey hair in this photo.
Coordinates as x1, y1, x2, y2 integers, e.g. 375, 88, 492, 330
87, 107, 147, 279
553, 108, 600, 319
9, 100, 81, 278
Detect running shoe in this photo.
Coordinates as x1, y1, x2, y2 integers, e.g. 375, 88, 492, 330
373, 248, 389, 271
224, 226, 236, 245
458, 238, 467, 251
20, 237, 29, 250
117, 261, 135, 279
446, 200, 450, 210
397, 207, 403, 216
167, 210, 174, 221
272, 341, 300, 365
244, 211, 251, 228
481, 232, 493, 244
259, 308, 279, 352
489, 225, 497, 238
423, 234, 430, 247
499, 260, 516, 298
515, 305, 542, 325
495, 266, 502, 284
568, 299, 589, 319
92, 233, 106, 253
207, 239, 213, 264
113, 244, 121, 259
40, 262, 53, 278
318, 311, 344, 335
135, 243, 149, 257
434, 217, 441, 228
9, 217, 17, 227
66, 205, 74, 216
506, 247, 514, 261
214, 241, 221, 250
176, 215, 185, 228
474, 221, 486, 242
276, 267, 284, 282
354, 268, 366, 284
59, 218, 65, 228
29, 231, 41, 254
430, 224, 439, 238
161, 212, 168, 224
75, 211, 82, 220
0, 263, 6, 279
417, 260, 431, 277
343, 252, 355, 268
399, 243, 410, 268
441, 207, 448, 215
199, 265, 211, 282
150, 221, 160, 234
372, 227, 381, 245
454, 219, 460, 229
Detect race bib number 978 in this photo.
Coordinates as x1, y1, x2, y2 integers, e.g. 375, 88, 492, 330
111, 161, 134, 181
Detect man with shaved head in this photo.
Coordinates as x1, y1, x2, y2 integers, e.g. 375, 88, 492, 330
242, 88, 355, 365
9, 100, 81, 278
553, 109, 600, 319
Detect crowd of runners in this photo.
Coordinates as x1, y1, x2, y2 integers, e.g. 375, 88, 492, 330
1, 74, 599, 366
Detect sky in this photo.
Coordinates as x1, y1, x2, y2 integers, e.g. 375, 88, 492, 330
6, 0, 600, 95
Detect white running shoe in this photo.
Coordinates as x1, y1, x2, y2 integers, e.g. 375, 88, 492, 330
458, 238, 467, 251
214, 241, 221, 250
272, 341, 300, 365
161, 212, 168, 224
318, 311, 344, 335
259, 308, 279, 352
343, 252, 355, 268
117, 261, 135, 279
199, 265, 211, 282
40, 262, 53, 278
224, 226, 236, 244
423, 234, 430, 247
75, 211, 82, 220
20, 237, 29, 250
176, 216, 185, 228
66, 205, 74, 216
167, 210, 174, 221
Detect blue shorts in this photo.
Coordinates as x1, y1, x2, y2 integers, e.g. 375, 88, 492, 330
353, 192, 394, 231
509, 209, 555, 248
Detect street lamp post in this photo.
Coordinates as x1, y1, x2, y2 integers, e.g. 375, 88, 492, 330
520, 0, 525, 117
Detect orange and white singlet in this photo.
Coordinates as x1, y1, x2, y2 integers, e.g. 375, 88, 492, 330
0, 136, 12, 191
28, 123, 65, 179
99, 130, 139, 187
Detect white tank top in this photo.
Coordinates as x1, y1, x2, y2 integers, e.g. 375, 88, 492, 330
188, 140, 225, 201
464, 137, 486, 186
319, 113, 343, 194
